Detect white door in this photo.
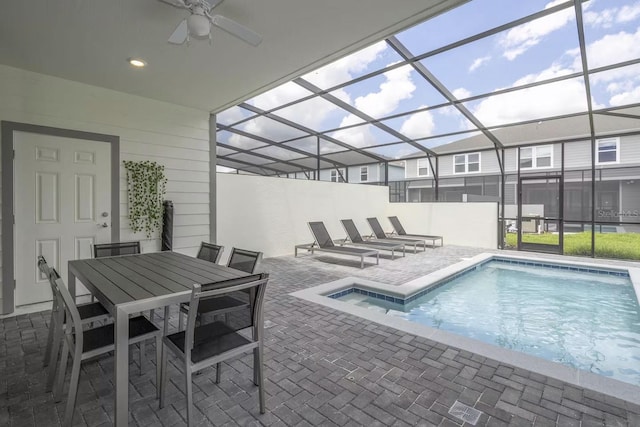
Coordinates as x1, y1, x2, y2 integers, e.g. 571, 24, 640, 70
14, 131, 111, 306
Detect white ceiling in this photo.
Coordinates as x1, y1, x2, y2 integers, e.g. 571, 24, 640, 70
0, 0, 466, 113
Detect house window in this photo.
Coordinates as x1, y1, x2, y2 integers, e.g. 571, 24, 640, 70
520, 145, 553, 169
360, 166, 369, 182
596, 138, 619, 164
453, 153, 480, 174
330, 168, 345, 182
417, 158, 430, 177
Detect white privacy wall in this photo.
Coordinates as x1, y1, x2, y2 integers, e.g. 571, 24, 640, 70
216, 173, 499, 259
388, 202, 498, 249
216, 174, 390, 259
0, 65, 211, 304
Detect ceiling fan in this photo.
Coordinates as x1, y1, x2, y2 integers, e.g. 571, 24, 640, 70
159, 0, 262, 47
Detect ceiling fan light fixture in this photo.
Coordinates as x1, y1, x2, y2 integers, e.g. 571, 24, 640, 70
187, 14, 210, 37
128, 58, 147, 68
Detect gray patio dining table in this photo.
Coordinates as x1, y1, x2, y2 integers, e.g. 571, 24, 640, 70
68, 251, 253, 426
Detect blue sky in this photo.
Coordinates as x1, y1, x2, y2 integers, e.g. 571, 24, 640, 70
218, 0, 640, 165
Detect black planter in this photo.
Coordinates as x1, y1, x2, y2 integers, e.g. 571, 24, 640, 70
162, 200, 174, 251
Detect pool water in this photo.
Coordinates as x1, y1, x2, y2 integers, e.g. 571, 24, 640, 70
337, 261, 640, 386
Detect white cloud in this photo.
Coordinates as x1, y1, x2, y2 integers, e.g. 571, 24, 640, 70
610, 85, 640, 105
618, 3, 640, 22
353, 64, 415, 117
302, 41, 387, 88
452, 87, 472, 99
227, 42, 390, 151
217, 106, 247, 125
399, 106, 435, 139
575, 28, 640, 72
513, 63, 575, 86
469, 56, 491, 72
249, 81, 313, 111
499, 0, 574, 60
584, 9, 615, 28
584, 1, 640, 27
473, 65, 589, 127
330, 64, 419, 147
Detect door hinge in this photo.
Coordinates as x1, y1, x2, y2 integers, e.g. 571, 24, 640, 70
14, 279, 16, 289
13, 149, 15, 159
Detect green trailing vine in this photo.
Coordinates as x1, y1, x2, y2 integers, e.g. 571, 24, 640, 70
123, 160, 167, 238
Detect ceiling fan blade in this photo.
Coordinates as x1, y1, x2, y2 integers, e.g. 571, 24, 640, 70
210, 14, 262, 46
168, 19, 189, 44
208, 0, 225, 9
158, 0, 189, 9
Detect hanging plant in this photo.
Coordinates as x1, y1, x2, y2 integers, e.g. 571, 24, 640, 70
123, 160, 167, 238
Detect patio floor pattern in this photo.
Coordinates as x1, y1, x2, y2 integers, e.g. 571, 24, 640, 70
2, 245, 640, 426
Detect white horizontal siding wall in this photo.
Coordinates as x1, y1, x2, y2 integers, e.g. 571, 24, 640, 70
0, 64, 210, 303
564, 140, 591, 170
404, 158, 432, 179
620, 134, 640, 166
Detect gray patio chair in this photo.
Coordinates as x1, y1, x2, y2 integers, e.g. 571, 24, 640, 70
340, 219, 406, 259
50, 269, 161, 427
366, 217, 427, 252
295, 221, 379, 268
178, 247, 262, 330
38, 257, 111, 391
197, 242, 224, 263
388, 216, 443, 248
160, 273, 270, 426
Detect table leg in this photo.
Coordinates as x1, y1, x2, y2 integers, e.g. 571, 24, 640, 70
68, 270, 76, 299
114, 306, 129, 426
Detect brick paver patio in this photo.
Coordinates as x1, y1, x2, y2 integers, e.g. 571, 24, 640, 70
2, 245, 640, 426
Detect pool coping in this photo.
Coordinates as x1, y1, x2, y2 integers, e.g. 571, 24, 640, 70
291, 252, 640, 406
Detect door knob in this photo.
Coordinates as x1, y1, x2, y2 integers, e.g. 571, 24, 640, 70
97, 222, 108, 228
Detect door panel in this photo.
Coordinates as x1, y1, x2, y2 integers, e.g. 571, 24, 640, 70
14, 132, 111, 306
518, 177, 563, 254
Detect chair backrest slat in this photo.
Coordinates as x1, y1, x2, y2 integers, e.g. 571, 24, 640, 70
366, 218, 387, 239
388, 216, 407, 235
197, 242, 224, 263
50, 269, 83, 346
227, 248, 262, 274
340, 219, 364, 244
93, 241, 141, 258
308, 222, 335, 248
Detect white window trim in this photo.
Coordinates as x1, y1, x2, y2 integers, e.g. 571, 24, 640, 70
359, 166, 369, 182
417, 158, 430, 177
331, 168, 346, 182
519, 145, 554, 170
452, 152, 481, 175
595, 137, 620, 165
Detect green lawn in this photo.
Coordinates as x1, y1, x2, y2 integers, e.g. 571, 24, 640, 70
504, 232, 640, 260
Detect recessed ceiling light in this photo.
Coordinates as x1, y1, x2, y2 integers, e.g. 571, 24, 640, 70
128, 58, 146, 68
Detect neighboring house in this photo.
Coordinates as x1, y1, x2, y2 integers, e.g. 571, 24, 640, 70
401, 115, 640, 224
288, 162, 405, 184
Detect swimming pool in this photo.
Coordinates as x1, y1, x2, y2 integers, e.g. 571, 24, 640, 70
331, 259, 640, 386
292, 253, 640, 403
